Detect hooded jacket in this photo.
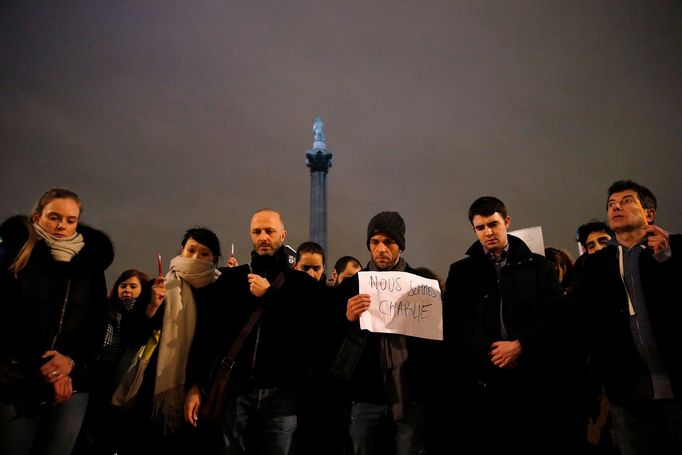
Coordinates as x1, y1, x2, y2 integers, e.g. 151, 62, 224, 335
572, 234, 682, 405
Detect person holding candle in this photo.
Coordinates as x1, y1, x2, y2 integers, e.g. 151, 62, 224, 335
184, 209, 324, 454
116, 227, 221, 455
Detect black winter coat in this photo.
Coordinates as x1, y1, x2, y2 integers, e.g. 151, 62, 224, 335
0, 215, 113, 402
443, 235, 564, 385
333, 264, 442, 406
189, 247, 325, 392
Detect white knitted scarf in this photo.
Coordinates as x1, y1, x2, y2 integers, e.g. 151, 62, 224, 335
153, 255, 220, 433
33, 222, 84, 262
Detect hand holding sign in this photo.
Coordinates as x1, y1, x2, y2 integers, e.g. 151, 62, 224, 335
358, 271, 443, 340
346, 294, 371, 321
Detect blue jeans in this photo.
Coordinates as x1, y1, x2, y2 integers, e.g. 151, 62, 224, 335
348, 401, 426, 455
610, 399, 682, 455
221, 385, 297, 455
0, 392, 89, 455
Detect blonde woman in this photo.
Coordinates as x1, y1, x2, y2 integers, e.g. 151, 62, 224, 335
0, 188, 113, 455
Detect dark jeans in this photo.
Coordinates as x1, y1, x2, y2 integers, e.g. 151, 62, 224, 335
610, 399, 682, 455
348, 401, 426, 455
0, 392, 88, 455
221, 385, 297, 455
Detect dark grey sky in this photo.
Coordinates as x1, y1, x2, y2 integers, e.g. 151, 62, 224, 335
1, 1, 681, 284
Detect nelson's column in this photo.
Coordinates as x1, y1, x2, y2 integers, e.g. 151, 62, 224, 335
306, 116, 333, 254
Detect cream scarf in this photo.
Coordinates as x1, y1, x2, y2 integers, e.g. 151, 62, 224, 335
153, 255, 220, 433
33, 222, 84, 262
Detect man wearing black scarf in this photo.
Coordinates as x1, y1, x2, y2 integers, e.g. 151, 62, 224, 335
185, 209, 323, 455
333, 211, 439, 454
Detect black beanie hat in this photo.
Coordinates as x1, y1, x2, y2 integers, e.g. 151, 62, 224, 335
366, 211, 406, 251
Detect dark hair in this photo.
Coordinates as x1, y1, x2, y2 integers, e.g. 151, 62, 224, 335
333, 255, 362, 275
468, 196, 507, 223
296, 241, 325, 265
607, 180, 657, 210
182, 227, 221, 263
109, 269, 150, 300
576, 220, 613, 249
544, 247, 574, 288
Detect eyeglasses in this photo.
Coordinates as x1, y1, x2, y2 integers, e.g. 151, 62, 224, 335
300, 265, 322, 272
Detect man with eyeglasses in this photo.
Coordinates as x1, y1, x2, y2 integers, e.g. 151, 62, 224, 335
573, 180, 682, 454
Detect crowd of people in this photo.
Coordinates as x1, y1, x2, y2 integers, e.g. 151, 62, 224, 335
0, 179, 680, 455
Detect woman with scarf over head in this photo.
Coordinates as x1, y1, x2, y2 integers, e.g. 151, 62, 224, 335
0, 188, 114, 455
117, 227, 221, 455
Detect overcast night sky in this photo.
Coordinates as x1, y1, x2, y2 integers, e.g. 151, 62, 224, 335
1, 1, 680, 284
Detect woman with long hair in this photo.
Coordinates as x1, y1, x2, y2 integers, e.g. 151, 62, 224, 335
83, 269, 150, 454
0, 188, 114, 455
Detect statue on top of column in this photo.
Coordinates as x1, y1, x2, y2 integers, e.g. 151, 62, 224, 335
313, 116, 325, 143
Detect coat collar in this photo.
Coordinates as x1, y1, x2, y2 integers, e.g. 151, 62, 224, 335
465, 234, 534, 265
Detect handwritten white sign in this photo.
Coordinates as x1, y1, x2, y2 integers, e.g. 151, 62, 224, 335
509, 226, 545, 256
358, 271, 443, 340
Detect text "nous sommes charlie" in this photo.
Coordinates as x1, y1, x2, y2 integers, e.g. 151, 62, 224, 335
369, 274, 437, 321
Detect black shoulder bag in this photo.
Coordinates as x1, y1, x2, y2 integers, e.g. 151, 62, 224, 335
201, 270, 286, 423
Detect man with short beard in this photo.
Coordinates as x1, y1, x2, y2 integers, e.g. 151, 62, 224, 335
185, 209, 323, 455
332, 211, 439, 454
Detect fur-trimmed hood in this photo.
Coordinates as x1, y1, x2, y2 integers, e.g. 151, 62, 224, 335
0, 215, 114, 271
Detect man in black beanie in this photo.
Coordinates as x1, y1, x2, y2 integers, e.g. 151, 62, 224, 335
331, 211, 438, 454
366, 211, 406, 254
